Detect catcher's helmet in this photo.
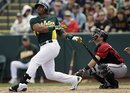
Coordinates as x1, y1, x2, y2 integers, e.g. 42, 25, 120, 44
89, 28, 108, 42
35, 1, 49, 13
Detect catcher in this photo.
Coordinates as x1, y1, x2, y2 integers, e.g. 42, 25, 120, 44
75, 28, 127, 89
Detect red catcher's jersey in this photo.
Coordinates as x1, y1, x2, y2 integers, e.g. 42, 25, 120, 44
95, 42, 124, 64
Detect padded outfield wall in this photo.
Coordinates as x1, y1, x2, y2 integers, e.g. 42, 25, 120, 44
0, 33, 130, 81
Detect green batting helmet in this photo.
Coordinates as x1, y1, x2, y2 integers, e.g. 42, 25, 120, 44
35, 1, 49, 13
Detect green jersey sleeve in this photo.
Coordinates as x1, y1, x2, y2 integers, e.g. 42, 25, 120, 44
30, 18, 37, 30
55, 17, 65, 36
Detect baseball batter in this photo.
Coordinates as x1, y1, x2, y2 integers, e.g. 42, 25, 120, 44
76, 28, 127, 89
9, 1, 82, 92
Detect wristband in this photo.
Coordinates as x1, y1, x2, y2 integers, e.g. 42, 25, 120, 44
66, 34, 73, 40
48, 26, 55, 32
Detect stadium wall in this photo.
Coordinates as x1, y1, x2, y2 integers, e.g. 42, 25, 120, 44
0, 34, 130, 81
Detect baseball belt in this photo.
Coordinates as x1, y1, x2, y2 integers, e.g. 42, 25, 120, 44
40, 40, 53, 46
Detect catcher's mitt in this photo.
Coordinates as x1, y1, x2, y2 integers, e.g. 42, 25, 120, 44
74, 69, 85, 77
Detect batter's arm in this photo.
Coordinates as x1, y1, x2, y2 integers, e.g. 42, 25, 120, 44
59, 31, 82, 43
60, 32, 73, 40
32, 23, 49, 33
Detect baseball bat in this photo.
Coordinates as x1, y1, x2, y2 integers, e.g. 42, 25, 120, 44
68, 50, 75, 75
81, 42, 101, 65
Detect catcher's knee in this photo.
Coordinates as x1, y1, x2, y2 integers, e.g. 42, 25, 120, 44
98, 64, 114, 78
88, 67, 97, 76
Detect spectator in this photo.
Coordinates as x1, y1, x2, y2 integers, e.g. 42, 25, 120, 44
84, 13, 96, 33
22, 5, 36, 32
94, 0, 104, 3
116, 0, 125, 9
124, 47, 130, 54
62, 0, 69, 4
124, 0, 130, 8
107, 5, 117, 21
9, 35, 39, 84
124, 6, 130, 18
83, 1, 95, 15
111, 0, 117, 8
63, 0, 76, 11
107, 5, 117, 31
103, 0, 112, 14
76, 0, 85, 7
112, 10, 128, 32
10, 13, 30, 35
72, 3, 86, 31
51, 0, 64, 22
95, 10, 111, 32
93, 2, 103, 20
61, 10, 79, 33
124, 6, 130, 31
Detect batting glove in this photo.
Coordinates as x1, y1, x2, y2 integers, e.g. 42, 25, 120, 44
55, 25, 63, 30
72, 36, 82, 43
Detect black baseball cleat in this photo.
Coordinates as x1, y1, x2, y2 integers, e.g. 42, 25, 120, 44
99, 84, 112, 89
99, 80, 119, 89
113, 80, 119, 89
99, 85, 118, 89
9, 83, 27, 92
9, 84, 19, 92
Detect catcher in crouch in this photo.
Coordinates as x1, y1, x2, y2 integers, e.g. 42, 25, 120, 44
76, 28, 127, 89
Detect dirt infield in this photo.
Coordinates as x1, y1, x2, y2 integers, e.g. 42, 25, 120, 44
0, 80, 130, 93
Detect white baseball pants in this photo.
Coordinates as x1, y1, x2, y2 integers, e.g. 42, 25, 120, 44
10, 61, 35, 79
93, 63, 127, 78
26, 40, 77, 84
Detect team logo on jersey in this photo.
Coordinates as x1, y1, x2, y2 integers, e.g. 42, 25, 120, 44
43, 21, 55, 26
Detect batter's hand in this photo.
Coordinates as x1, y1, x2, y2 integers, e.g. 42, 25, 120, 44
55, 25, 63, 30
124, 47, 130, 54
72, 36, 82, 43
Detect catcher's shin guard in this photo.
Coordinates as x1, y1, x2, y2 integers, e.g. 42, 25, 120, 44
105, 71, 119, 88
91, 72, 106, 84
98, 64, 118, 88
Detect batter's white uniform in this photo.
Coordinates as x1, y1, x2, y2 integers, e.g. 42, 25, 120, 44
26, 40, 78, 84
9, 2, 82, 92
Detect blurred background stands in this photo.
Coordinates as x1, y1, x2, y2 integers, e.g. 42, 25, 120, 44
0, 0, 36, 34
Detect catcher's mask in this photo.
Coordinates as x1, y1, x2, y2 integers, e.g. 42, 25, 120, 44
35, 1, 49, 13
89, 28, 108, 43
